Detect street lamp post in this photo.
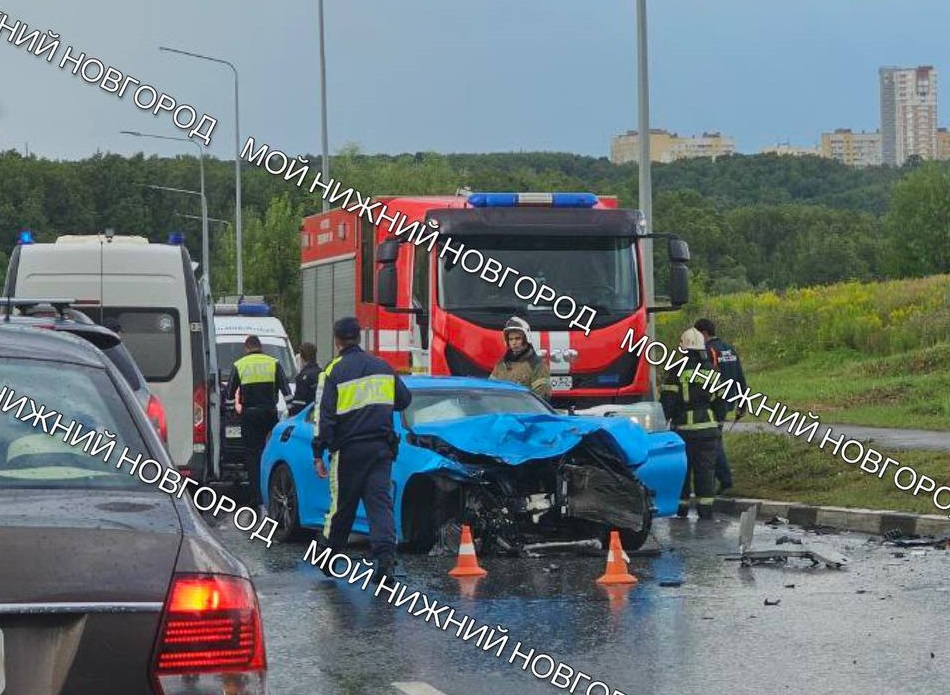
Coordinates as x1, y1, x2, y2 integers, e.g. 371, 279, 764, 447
121, 131, 209, 283
318, 0, 330, 212
159, 46, 243, 295
636, 0, 656, 397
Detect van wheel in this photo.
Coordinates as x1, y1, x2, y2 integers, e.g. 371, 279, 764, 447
268, 464, 303, 543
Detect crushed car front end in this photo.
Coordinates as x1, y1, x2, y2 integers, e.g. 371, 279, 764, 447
397, 410, 686, 556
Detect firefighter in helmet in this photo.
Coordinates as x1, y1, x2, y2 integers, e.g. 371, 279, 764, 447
660, 327, 727, 520
489, 316, 551, 401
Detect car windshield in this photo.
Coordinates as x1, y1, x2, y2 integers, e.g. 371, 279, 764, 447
402, 387, 553, 427
437, 234, 639, 331
217, 341, 297, 381
0, 357, 159, 491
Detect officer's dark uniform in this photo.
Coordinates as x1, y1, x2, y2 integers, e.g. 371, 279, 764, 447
226, 342, 292, 507
701, 327, 748, 492
660, 343, 727, 520
311, 317, 412, 579
288, 357, 321, 416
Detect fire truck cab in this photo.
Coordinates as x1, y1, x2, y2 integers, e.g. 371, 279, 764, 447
300, 191, 689, 415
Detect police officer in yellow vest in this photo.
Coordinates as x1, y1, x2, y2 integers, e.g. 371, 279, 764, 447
311, 317, 412, 584
659, 327, 727, 520
226, 335, 292, 512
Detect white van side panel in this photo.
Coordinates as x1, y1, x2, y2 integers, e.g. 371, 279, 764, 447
13, 243, 199, 474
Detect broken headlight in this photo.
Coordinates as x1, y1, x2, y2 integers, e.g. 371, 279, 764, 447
607, 401, 669, 433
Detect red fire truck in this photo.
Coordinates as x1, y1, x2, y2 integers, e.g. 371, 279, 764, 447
299, 191, 689, 411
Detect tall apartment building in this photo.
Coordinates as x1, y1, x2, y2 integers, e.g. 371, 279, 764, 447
938, 128, 950, 160
610, 129, 735, 165
820, 129, 883, 167
879, 65, 938, 166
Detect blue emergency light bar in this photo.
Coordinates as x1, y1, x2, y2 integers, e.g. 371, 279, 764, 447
214, 300, 272, 316
467, 192, 599, 208
17, 230, 34, 244
168, 232, 185, 245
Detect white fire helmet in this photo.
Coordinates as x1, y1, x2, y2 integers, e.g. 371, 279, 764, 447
503, 316, 532, 345
680, 327, 707, 351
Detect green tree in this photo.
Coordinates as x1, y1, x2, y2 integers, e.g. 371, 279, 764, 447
883, 161, 950, 277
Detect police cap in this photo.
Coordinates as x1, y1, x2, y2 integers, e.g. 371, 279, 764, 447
333, 316, 361, 341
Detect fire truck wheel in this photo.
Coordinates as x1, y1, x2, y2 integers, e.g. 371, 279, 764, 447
267, 463, 303, 543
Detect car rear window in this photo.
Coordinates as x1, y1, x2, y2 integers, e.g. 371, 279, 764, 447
0, 357, 162, 491
101, 344, 146, 392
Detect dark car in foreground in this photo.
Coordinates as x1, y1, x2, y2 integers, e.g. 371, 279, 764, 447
0, 324, 267, 693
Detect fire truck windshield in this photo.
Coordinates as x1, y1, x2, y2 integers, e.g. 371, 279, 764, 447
437, 235, 639, 330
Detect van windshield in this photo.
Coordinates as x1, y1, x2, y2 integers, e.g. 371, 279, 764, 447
217, 341, 297, 382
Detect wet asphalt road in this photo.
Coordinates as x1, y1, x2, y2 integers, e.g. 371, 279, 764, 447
208, 513, 950, 695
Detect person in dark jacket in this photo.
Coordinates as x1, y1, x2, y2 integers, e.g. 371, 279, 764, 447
288, 342, 321, 416
226, 335, 293, 512
660, 327, 727, 520
694, 318, 748, 494
311, 316, 412, 584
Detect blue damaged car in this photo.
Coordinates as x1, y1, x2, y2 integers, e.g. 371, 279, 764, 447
259, 376, 686, 554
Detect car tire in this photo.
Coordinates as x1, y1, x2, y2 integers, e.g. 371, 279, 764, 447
610, 508, 653, 552
268, 464, 303, 543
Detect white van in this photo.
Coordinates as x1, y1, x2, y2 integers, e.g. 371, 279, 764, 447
213, 298, 297, 484
3, 231, 221, 484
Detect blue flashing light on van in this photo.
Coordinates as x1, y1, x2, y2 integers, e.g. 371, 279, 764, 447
466, 192, 599, 208
17, 230, 34, 245
168, 232, 185, 245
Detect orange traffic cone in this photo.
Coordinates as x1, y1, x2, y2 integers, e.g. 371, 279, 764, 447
448, 525, 488, 577
596, 530, 638, 585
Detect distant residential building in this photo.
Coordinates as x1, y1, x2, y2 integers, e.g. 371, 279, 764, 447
879, 65, 938, 166
820, 129, 882, 167
937, 128, 950, 160
760, 143, 821, 157
610, 129, 735, 164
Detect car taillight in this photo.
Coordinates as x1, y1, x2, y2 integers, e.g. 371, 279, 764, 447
147, 394, 168, 444
193, 383, 206, 444
152, 574, 267, 694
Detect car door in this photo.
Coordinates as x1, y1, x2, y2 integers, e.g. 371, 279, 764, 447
289, 405, 331, 527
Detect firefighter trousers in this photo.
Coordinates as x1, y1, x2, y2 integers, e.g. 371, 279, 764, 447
241, 406, 278, 507
322, 439, 397, 563
679, 435, 719, 519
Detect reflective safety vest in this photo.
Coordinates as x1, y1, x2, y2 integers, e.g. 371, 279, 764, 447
232, 352, 280, 410
310, 345, 411, 455
659, 365, 723, 438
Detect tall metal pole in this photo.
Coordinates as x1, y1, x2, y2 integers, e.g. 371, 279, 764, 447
158, 46, 243, 295
120, 130, 209, 281
318, 0, 330, 212
232, 65, 243, 293
636, 0, 655, 397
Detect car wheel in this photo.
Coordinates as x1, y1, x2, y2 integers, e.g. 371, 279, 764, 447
268, 464, 303, 543
608, 508, 653, 552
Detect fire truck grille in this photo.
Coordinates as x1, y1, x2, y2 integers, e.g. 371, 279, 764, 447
570, 350, 639, 389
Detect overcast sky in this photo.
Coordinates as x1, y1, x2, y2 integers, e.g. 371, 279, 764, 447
0, 1, 947, 162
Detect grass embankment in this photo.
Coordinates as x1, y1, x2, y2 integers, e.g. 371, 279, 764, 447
722, 432, 950, 516
654, 274, 950, 513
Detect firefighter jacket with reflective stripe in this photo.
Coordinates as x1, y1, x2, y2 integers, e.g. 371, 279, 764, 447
227, 351, 291, 412
489, 345, 551, 401
705, 335, 747, 413
659, 356, 727, 439
311, 345, 412, 457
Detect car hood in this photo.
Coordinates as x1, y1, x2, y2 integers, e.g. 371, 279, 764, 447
406, 412, 651, 468
0, 489, 183, 604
